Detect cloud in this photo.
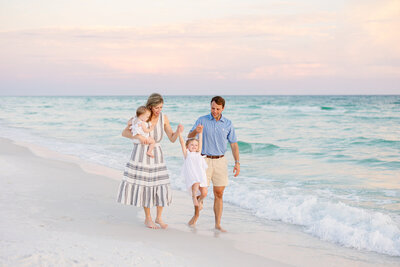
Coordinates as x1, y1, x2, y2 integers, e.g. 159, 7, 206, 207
338, 0, 400, 75
0, 2, 399, 95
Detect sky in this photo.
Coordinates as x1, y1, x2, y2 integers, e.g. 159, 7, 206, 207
0, 0, 399, 95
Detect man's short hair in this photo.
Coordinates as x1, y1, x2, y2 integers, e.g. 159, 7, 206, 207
211, 96, 225, 108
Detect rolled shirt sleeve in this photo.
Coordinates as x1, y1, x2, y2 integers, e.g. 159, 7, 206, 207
227, 123, 237, 144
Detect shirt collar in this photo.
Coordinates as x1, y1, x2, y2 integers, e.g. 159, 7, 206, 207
208, 113, 225, 122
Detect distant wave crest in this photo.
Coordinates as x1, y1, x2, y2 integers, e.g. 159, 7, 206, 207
238, 141, 279, 153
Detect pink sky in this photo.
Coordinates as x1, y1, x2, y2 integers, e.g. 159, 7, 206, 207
0, 0, 399, 95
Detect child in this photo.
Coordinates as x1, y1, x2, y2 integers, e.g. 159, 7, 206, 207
178, 126, 208, 210
130, 106, 156, 158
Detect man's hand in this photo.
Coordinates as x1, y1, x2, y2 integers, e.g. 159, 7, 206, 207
233, 162, 240, 177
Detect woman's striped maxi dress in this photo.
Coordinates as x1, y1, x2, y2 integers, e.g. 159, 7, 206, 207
117, 113, 172, 207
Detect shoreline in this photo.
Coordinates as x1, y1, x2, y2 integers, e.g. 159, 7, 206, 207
1, 137, 399, 266
0, 137, 287, 267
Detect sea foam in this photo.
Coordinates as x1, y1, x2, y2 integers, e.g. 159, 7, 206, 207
224, 181, 400, 256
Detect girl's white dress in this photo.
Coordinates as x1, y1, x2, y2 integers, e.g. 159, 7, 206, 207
130, 117, 150, 138
181, 151, 208, 195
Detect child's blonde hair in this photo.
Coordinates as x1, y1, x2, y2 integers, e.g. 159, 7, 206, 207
136, 106, 151, 120
186, 138, 199, 148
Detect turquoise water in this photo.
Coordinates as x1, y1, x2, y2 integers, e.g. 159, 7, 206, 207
1, 95, 400, 256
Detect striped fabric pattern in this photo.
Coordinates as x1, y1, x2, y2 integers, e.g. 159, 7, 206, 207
117, 113, 172, 207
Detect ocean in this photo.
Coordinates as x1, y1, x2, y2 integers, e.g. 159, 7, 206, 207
0, 95, 399, 256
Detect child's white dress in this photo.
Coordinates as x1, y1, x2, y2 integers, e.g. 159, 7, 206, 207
130, 117, 150, 138
181, 151, 208, 195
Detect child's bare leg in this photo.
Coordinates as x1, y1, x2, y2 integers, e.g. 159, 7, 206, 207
192, 183, 200, 206
188, 205, 200, 227
146, 138, 155, 158
197, 187, 208, 211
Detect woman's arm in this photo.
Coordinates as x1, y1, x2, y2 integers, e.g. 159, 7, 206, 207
163, 115, 181, 143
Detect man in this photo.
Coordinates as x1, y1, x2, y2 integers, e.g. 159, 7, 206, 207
188, 96, 240, 232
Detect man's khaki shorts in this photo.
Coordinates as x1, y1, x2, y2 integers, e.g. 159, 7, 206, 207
205, 157, 228, 187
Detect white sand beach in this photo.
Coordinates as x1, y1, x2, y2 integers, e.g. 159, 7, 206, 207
1, 137, 399, 267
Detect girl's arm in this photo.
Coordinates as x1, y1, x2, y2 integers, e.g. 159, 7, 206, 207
140, 122, 154, 133
163, 115, 181, 143
178, 132, 187, 158
198, 132, 203, 153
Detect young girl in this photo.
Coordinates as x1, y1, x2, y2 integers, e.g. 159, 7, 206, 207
178, 126, 208, 210
130, 106, 156, 158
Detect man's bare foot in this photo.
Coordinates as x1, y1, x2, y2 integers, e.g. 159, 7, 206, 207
155, 218, 168, 229
147, 152, 154, 158
145, 219, 159, 229
192, 196, 199, 206
188, 215, 198, 227
215, 225, 227, 232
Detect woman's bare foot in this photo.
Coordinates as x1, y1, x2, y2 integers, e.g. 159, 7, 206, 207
188, 215, 198, 227
215, 225, 227, 232
155, 218, 168, 229
147, 152, 154, 158
192, 196, 199, 206
145, 219, 159, 229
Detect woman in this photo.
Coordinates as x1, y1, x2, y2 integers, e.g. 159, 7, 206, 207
117, 93, 182, 229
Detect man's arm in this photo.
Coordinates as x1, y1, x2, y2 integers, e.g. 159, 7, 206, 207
188, 117, 203, 138
230, 142, 240, 177
188, 125, 203, 138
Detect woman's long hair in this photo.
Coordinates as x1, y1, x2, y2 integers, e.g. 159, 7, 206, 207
145, 93, 164, 119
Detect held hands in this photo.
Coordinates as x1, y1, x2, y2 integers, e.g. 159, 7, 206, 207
177, 124, 184, 134
195, 125, 203, 134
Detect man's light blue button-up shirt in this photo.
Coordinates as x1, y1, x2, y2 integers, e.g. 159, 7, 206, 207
190, 113, 237, 156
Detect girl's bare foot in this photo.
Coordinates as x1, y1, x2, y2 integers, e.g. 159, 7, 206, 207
155, 218, 168, 229
192, 196, 199, 206
188, 215, 198, 227
145, 219, 159, 229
